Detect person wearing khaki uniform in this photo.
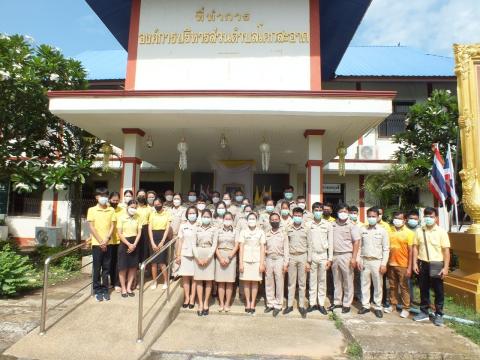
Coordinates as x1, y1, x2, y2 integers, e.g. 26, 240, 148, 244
328, 204, 361, 313
283, 208, 310, 318
307, 203, 333, 315
264, 213, 289, 317
357, 208, 390, 318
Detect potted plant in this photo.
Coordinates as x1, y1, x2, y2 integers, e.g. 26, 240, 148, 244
0, 218, 8, 241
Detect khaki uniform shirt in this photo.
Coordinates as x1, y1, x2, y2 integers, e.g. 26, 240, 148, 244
286, 224, 309, 255
238, 228, 266, 263
360, 225, 390, 266
217, 227, 236, 251
332, 220, 361, 253
178, 222, 198, 257
193, 225, 218, 260
307, 219, 334, 262
265, 229, 289, 266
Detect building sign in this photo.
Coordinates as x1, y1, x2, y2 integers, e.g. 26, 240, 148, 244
323, 183, 342, 194
135, 0, 311, 90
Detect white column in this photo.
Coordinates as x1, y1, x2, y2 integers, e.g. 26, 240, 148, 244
288, 164, 298, 196
121, 128, 144, 195
304, 129, 325, 209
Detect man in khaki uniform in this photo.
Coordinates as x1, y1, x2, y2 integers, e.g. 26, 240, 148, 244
259, 198, 276, 232
275, 185, 296, 212
283, 207, 309, 318
307, 202, 333, 315
264, 213, 289, 317
328, 203, 361, 313
357, 207, 390, 318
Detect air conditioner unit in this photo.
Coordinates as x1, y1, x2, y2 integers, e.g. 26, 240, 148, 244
358, 145, 378, 160
35, 227, 63, 247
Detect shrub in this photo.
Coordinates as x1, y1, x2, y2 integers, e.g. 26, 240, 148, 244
0, 244, 37, 296
59, 255, 80, 272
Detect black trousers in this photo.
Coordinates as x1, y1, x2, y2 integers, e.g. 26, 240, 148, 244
418, 260, 444, 315
92, 245, 112, 294
109, 244, 120, 287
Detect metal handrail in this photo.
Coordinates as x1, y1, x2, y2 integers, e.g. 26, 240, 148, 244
137, 237, 177, 343
39, 243, 92, 335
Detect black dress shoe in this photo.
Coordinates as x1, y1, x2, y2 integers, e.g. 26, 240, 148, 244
197, 310, 203, 316
342, 307, 350, 314
188, 304, 195, 309
273, 309, 281, 317
299, 307, 307, 319
264, 307, 274, 313
374, 310, 383, 318
358, 307, 370, 315
182, 303, 189, 308
283, 306, 293, 315
328, 304, 342, 311
203, 308, 209, 316
245, 307, 249, 313
121, 293, 128, 298
128, 292, 135, 297
307, 305, 318, 313
318, 306, 327, 315
250, 308, 256, 315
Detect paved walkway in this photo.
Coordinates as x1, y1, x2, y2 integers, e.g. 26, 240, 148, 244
150, 304, 346, 360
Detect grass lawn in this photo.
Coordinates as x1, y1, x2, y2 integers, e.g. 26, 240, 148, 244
443, 296, 480, 345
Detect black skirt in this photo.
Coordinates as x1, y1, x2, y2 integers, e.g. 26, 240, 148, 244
137, 224, 150, 264
117, 236, 139, 271
150, 229, 168, 265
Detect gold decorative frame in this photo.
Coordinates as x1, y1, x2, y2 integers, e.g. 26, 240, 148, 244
454, 43, 480, 234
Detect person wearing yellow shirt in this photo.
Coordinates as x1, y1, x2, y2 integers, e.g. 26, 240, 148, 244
412, 207, 450, 326
148, 197, 172, 290
87, 188, 116, 302
385, 211, 414, 318
348, 205, 365, 227
322, 203, 336, 223
117, 200, 142, 297
136, 189, 151, 263
108, 192, 123, 293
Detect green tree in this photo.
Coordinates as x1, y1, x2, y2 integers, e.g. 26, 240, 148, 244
365, 90, 459, 214
0, 34, 104, 242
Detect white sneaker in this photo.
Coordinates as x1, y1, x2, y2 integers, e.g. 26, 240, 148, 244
150, 283, 157, 290
400, 309, 410, 318
162, 283, 168, 290
383, 306, 393, 313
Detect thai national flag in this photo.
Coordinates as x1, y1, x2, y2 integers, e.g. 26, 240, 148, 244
428, 144, 447, 204
444, 144, 459, 205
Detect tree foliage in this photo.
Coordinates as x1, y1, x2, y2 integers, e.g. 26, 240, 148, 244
0, 244, 37, 296
365, 90, 459, 214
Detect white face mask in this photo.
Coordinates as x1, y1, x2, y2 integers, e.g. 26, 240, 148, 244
212, 197, 220, 204
338, 212, 349, 221
147, 197, 155, 205
223, 199, 231, 206
247, 219, 257, 227
235, 195, 244, 202
393, 219, 405, 228
187, 213, 197, 222
297, 203, 306, 210
98, 196, 108, 206
127, 207, 137, 216
165, 195, 173, 202
197, 203, 206, 211
124, 196, 132, 204
188, 195, 197, 203
223, 219, 233, 227
266, 205, 275, 213
173, 199, 181, 207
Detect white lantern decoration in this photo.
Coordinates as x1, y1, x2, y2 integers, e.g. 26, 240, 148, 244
177, 138, 188, 171
259, 140, 271, 172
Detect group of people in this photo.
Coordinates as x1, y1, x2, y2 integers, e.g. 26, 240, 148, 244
86, 185, 450, 326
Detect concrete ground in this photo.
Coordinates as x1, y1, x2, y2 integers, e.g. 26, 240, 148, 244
336, 305, 480, 360
150, 303, 347, 360
2, 279, 183, 360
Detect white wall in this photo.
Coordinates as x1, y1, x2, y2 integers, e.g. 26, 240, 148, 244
135, 0, 311, 90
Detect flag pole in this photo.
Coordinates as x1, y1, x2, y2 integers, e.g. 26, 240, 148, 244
449, 144, 460, 228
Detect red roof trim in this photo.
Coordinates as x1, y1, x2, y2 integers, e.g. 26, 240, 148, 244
48, 89, 397, 99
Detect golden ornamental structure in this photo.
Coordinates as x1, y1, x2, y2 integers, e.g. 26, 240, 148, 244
454, 43, 480, 234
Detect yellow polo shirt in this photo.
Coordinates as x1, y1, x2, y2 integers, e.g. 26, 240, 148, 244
325, 216, 336, 223
86, 205, 116, 246
389, 226, 414, 267
136, 205, 151, 226
379, 220, 392, 233
116, 213, 142, 238
110, 206, 125, 245
413, 225, 450, 262
149, 209, 172, 230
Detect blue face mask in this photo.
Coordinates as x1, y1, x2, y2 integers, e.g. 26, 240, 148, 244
367, 217, 377, 226
202, 217, 211, 225
266, 205, 275, 213
281, 209, 290, 217
424, 217, 435, 226
217, 208, 226, 216
293, 216, 303, 224
313, 211, 323, 220
284, 192, 293, 200
235, 196, 244, 203
407, 219, 419, 228
187, 214, 197, 222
